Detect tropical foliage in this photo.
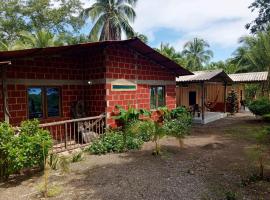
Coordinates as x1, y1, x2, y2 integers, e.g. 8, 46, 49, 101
0, 120, 52, 180
0, 0, 84, 43
82, 0, 137, 41
246, 0, 270, 33
232, 30, 270, 94
156, 43, 186, 66
182, 38, 214, 71
248, 97, 270, 116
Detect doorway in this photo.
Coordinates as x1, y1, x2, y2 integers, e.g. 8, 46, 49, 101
189, 91, 196, 106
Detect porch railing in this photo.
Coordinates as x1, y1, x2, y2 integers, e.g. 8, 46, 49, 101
40, 114, 106, 153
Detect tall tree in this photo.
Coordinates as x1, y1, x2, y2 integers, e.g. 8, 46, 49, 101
0, 0, 84, 43
82, 0, 137, 41
233, 30, 270, 94
134, 32, 148, 44
156, 43, 187, 67
182, 38, 213, 71
206, 60, 238, 74
246, 0, 270, 33
18, 29, 63, 48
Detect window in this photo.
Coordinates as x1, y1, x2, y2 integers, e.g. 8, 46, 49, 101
28, 87, 61, 119
150, 86, 165, 109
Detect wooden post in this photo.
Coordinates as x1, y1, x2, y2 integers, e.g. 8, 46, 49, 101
224, 82, 227, 113
201, 82, 205, 122
1, 64, 10, 123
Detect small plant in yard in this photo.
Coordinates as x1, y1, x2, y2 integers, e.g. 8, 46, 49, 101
164, 108, 192, 148
71, 151, 84, 163
87, 129, 144, 155
152, 122, 167, 155
113, 105, 151, 149
227, 89, 238, 114
246, 127, 270, 180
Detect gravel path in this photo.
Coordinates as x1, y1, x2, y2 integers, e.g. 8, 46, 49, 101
1, 113, 270, 200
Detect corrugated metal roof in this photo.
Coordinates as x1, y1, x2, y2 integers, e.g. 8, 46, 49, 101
176, 69, 232, 83
229, 72, 268, 83
0, 38, 192, 76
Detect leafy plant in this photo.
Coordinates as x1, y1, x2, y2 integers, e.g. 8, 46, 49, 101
87, 130, 143, 155
113, 105, 151, 125
227, 89, 238, 114
164, 109, 192, 148
125, 120, 154, 142
246, 127, 270, 179
152, 122, 167, 155
113, 105, 151, 149
249, 97, 270, 116
157, 106, 171, 122
0, 120, 52, 180
71, 151, 84, 163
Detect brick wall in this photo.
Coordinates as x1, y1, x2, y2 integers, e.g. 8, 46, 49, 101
3, 49, 107, 125
1, 44, 177, 128
104, 45, 176, 127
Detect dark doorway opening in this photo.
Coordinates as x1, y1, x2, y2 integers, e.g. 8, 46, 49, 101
189, 91, 196, 106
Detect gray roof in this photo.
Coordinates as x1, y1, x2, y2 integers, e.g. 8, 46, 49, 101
229, 71, 268, 83
176, 70, 232, 83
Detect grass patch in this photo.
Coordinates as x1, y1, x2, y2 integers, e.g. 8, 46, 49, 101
36, 182, 62, 197
224, 125, 267, 142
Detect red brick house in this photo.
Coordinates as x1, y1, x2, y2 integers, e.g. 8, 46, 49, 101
0, 38, 191, 128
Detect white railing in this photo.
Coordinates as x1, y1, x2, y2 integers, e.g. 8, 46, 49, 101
40, 114, 106, 153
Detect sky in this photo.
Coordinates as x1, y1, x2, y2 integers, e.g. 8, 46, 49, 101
81, 0, 256, 62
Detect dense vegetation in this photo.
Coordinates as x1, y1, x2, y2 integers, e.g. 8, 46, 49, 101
88, 106, 192, 155
0, 120, 52, 180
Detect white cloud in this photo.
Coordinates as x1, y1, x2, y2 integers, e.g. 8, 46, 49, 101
82, 0, 256, 50
133, 0, 256, 48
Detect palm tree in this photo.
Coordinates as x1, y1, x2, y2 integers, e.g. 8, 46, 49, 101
19, 29, 62, 48
233, 30, 270, 95
182, 38, 213, 71
133, 32, 148, 44
206, 60, 238, 74
156, 43, 187, 67
0, 40, 26, 51
82, 0, 137, 41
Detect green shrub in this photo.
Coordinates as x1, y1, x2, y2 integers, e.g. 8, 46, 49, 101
126, 136, 143, 150
248, 97, 270, 116
164, 109, 192, 147
87, 130, 144, 155
125, 120, 154, 142
0, 120, 52, 180
227, 89, 238, 114
171, 106, 189, 119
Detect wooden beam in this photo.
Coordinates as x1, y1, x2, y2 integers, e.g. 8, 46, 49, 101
1, 65, 10, 123
224, 82, 227, 113
201, 82, 205, 122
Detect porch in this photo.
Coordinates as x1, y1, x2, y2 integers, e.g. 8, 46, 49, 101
193, 111, 228, 124
176, 70, 233, 124
39, 114, 106, 153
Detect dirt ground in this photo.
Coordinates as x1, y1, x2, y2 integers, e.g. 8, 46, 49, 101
1, 112, 270, 200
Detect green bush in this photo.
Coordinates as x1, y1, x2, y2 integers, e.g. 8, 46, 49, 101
248, 97, 270, 116
0, 120, 52, 180
125, 120, 154, 142
171, 106, 189, 119
87, 130, 143, 155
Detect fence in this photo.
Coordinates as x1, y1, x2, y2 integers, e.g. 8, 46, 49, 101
40, 114, 106, 153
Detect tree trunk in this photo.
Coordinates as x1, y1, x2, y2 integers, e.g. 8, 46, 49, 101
178, 138, 184, 148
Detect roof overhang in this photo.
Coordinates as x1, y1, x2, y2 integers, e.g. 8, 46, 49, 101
228, 72, 268, 83
0, 38, 192, 76
176, 69, 233, 84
